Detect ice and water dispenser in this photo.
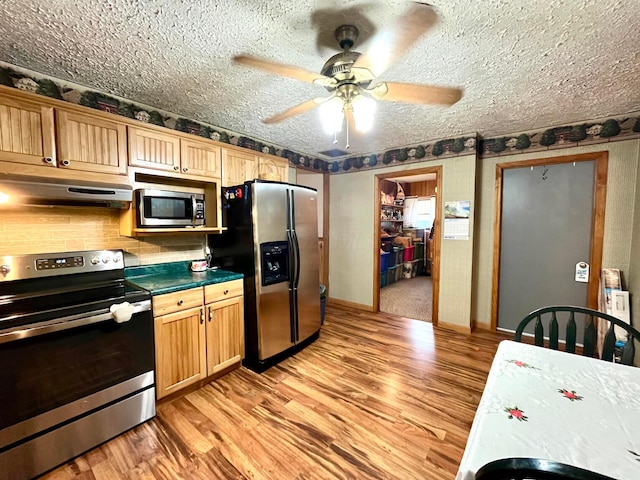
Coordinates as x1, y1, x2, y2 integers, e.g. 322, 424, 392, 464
260, 241, 289, 286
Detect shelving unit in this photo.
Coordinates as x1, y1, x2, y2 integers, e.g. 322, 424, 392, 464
381, 203, 404, 236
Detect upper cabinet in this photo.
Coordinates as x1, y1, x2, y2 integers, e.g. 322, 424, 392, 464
56, 110, 127, 175
258, 156, 289, 183
180, 138, 222, 179
221, 149, 257, 187
0, 96, 56, 167
128, 126, 221, 181
128, 126, 180, 173
221, 149, 290, 187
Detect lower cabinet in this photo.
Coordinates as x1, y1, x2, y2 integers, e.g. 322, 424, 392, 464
153, 280, 244, 400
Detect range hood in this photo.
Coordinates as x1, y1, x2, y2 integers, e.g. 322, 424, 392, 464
0, 175, 133, 209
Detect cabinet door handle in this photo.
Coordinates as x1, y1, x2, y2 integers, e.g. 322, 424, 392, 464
177, 299, 184, 306
182, 167, 188, 172
173, 165, 179, 171
224, 289, 229, 295
200, 308, 204, 324
43, 157, 53, 165
61, 159, 70, 167
208, 309, 213, 322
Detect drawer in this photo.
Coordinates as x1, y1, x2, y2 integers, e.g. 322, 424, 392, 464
204, 279, 243, 304
153, 287, 203, 317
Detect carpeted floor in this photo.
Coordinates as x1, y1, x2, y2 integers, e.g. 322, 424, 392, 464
380, 276, 432, 322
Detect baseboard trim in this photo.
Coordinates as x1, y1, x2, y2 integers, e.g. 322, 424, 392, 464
327, 297, 374, 312
437, 321, 472, 334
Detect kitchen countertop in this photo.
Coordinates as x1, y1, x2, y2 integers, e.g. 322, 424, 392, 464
125, 261, 243, 295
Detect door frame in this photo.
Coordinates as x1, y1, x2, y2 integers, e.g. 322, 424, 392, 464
491, 151, 608, 330
374, 166, 442, 326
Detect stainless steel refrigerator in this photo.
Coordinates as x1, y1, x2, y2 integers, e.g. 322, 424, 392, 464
208, 180, 321, 372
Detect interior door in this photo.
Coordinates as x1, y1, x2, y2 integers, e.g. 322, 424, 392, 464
497, 160, 596, 340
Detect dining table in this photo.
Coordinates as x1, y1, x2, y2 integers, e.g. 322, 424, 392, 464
456, 340, 640, 480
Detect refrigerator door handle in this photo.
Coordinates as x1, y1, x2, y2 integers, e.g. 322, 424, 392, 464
292, 230, 301, 288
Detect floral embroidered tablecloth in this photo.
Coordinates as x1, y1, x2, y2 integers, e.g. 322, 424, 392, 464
456, 340, 640, 480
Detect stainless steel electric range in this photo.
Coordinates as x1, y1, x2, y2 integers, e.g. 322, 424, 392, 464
0, 249, 155, 479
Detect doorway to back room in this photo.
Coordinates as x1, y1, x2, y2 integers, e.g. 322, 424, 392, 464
375, 169, 440, 323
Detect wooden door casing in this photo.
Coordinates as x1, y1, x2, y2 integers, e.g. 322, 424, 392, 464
56, 110, 127, 174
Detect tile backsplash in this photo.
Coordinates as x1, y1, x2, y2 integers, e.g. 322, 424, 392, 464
0, 206, 206, 265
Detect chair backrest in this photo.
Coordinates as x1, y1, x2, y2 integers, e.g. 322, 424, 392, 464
514, 305, 640, 365
474, 457, 616, 480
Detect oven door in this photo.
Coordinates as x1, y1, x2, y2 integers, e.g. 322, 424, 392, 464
0, 303, 154, 449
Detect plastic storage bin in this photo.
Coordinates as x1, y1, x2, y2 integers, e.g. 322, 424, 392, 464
410, 259, 420, 277
386, 266, 397, 286
387, 249, 397, 268
402, 245, 415, 262
413, 241, 424, 260
380, 251, 391, 271
320, 284, 326, 325
402, 262, 413, 279
394, 264, 403, 282
380, 270, 388, 287
393, 246, 404, 266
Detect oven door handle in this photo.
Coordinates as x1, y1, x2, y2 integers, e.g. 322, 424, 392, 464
0, 300, 151, 345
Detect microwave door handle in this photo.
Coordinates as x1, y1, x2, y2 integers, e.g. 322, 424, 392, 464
192, 196, 197, 224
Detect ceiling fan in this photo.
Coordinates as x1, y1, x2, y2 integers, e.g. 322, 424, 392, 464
233, 2, 463, 144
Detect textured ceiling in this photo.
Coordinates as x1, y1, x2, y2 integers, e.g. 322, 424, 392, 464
1, 0, 639, 159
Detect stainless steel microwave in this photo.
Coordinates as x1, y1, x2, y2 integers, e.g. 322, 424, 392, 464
136, 189, 205, 227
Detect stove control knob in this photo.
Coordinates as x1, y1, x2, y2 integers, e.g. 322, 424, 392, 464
91, 257, 100, 265
102, 256, 111, 264
113, 255, 122, 263
0, 265, 10, 275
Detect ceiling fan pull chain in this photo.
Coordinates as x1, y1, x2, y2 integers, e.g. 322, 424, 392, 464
346, 116, 350, 149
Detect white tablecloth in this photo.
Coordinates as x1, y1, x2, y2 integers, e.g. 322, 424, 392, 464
456, 340, 640, 480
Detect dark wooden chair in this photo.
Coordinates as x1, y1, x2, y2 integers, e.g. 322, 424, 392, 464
514, 305, 640, 365
474, 457, 616, 480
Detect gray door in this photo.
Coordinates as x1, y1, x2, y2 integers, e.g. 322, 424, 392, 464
292, 186, 321, 342
253, 182, 293, 359
498, 161, 595, 339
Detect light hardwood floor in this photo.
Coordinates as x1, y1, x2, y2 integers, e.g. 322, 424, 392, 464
42, 307, 509, 480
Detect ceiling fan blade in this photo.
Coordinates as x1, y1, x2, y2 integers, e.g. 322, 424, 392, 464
263, 97, 329, 124
368, 81, 463, 106
352, 3, 438, 79
234, 55, 335, 87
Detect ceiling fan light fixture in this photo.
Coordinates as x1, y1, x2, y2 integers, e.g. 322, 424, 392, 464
319, 96, 344, 134
352, 94, 376, 133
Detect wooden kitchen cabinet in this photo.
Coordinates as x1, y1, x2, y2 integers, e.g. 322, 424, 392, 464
221, 148, 257, 186
0, 95, 56, 167
153, 280, 244, 400
204, 279, 244, 373
258, 155, 289, 183
205, 296, 244, 374
128, 125, 180, 173
154, 305, 206, 399
180, 138, 222, 179
56, 109, 127, 175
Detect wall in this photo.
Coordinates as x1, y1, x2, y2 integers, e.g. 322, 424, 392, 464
627, 143, 640, 329
296, 172, 323, 237
0, 206, 206, 265
329, 154, 477, 331
406, 180, 437, 197
473, 139, 640, 329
